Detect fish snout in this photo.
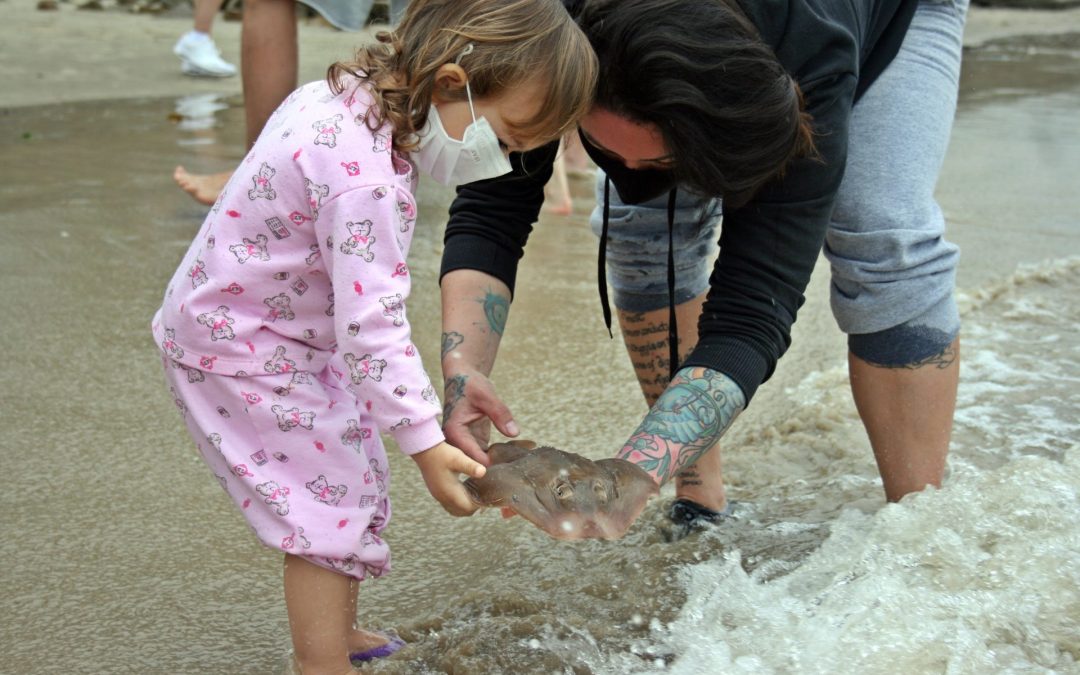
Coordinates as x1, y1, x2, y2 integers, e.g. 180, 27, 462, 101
461, 476, 484, 505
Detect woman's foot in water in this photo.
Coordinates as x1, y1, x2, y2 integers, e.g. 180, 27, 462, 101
173, 165, 231, 206
673, 445, 728, 514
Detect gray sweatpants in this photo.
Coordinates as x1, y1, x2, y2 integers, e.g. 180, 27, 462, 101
591, 0, 969, 366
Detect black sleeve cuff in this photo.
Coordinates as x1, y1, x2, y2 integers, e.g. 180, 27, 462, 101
439, 233, 526, 298
680, 338, 773, 405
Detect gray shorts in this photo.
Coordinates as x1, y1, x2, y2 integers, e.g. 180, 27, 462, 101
301, 0, 408, 31
588, 188, 721, 312
590, 0, 968, 364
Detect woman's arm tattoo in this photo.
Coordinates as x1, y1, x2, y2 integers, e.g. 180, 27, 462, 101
442, 373, 468, 424
617, 367, 746, 484
441, 331, 464, 360
479, 289, 509, 336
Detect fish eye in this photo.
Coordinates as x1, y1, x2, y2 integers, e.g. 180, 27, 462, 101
553, 482, 574, 500
592, 480, 608, 503
592, 482, 609, 505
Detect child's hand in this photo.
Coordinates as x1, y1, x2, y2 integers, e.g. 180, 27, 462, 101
411, 441, 487, 516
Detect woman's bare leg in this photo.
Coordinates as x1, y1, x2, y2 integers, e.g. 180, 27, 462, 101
616, 291, 728, 512
849, 338, 959, 502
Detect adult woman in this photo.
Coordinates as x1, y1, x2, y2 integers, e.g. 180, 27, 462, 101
440, 0, 967, 533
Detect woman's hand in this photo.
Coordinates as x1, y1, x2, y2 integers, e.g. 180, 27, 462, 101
440, 270, 518, 464
441, 368, 519, 466
411, 441, 487, 517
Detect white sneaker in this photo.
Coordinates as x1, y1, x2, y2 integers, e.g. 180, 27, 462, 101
174, 32, 237, 78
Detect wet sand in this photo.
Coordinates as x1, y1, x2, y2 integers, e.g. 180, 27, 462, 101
2, 4, 1079, 674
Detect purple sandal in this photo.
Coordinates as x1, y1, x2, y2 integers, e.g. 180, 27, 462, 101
349, 633, 406, 663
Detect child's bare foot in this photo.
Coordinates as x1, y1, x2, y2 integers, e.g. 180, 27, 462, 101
173, 165, 231, 206
283, 652, 358, 675
347, 627, 391, 654
348, 627, 405, 664
282, 631, 392, 674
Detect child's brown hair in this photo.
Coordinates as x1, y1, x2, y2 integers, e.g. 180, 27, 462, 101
329, 0, 598, 153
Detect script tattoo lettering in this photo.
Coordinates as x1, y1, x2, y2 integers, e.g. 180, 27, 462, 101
676, 467, 703, 488
618, 309, 681, 404
620, 310, 668, 338
617, 367, 745, 484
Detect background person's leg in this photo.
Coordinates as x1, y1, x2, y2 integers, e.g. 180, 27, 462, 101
174, 0, 299, 205
192, 0, 223, 35
242, 0, 299, 149
827, 0, 969, 501
174, 0, 237, 78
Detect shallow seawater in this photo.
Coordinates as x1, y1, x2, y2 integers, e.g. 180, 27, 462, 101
609, 261, 1080, 675
0, 32, 1078, 675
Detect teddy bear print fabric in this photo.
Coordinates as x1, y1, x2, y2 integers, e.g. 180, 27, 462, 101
163, 356, 393, 580
152, 78, 444, 458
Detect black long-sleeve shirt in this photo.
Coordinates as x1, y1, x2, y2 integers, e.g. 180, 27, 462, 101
441, 0, 916, 403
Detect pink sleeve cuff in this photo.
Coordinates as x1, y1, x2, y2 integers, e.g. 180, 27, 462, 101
390, 416, 446, 456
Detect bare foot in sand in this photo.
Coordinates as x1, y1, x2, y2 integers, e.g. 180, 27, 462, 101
543, 197, 574, 216
174, 165, 231, 206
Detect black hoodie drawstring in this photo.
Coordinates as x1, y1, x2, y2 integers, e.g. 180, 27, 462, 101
598, 178, 614, 339
665, 188, 679, 382
598, 181, 680, 382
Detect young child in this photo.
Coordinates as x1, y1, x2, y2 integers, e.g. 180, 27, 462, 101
152, 0, 597, 671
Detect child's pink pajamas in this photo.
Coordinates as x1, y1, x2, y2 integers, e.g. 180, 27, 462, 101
153, 79, 443, 578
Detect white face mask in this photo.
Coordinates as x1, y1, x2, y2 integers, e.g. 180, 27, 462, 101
411, 80, 513, 186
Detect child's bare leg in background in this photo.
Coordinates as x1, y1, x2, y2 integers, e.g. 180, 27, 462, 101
543, 150, 573, 215
174, 0, 299, 205
561, 131, 592, 177
283, 555, 389, 674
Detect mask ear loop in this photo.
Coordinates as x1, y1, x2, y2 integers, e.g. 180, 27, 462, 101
454, 43, 475, 64
455, 44, 478, 121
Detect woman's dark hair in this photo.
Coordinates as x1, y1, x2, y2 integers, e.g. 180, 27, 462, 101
577, 0, 817, 206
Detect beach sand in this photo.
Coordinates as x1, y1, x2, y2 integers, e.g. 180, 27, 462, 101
3, 1, 1080, 109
